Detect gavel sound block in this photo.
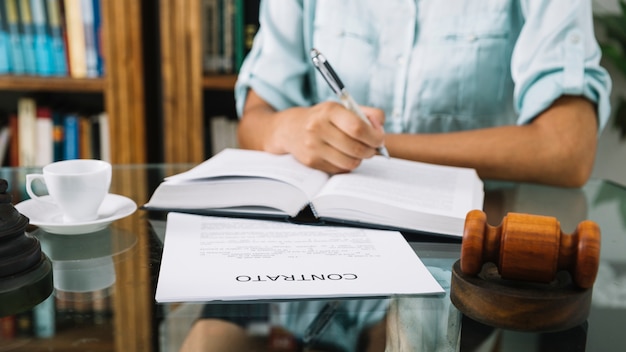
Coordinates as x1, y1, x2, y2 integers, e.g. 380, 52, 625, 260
450, 210, 601, 332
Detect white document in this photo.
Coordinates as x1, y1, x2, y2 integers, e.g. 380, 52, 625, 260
155, 213, 444, 302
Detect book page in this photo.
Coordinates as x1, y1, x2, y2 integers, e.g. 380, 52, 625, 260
166, 148, 329, 199
155, 213, 443, 302
316, 156, 482, 217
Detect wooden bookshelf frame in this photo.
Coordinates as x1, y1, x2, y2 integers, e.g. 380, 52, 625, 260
101, 4, 151, 350
203, 74, 237, 90
101, 0, 147, 164
160, 0, 205, 163
0, 76, 105, 92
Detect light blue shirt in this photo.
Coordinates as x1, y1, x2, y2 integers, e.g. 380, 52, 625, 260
235, 0, 612, 134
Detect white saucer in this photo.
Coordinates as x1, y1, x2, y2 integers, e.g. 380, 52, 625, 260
15, 194, 137, 235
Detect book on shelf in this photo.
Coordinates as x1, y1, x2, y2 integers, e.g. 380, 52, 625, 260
202, 0, 260, 74
16, 0, 37, 74
61, 112, 105, 160
221, 0, 234, 73
52, 109, 63, 160
5, 0, 25, 74
62, 112, 78, 159
209, 114, 238, 156
88, 112, 101, 159
30, 0, 54, 76
202, 0, 220, 73
144, 148, 485, 238
17, 97, 37, 166
91, 0, 102, 75
0, 1, 11, 74
80, 0, 97, 77
0, 124, 10, 166
8, 113, 19, 166
0, 315, 16, 339
8, 102, 108, 163
233, 0, 258, 71
97, 112, 109, 162
78, 112, 92, 158
0, 295, 60, 341
14, 309, 33, 337
35, 106, 53, 166
63, 0, 86, 78
46, 0, 67, 75
54, 289, 113, 327
32, 294, 55, 338
82, 112, 101, 159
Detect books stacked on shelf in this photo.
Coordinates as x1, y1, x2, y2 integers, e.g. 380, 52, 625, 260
55, 290, 113, 330
202, 0, 260, 74
0, 296, 51, 343
0, 0, 102, 77
208, 114, 238, 156
0, 97, 110, 166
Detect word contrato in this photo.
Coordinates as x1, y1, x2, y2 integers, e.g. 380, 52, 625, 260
236, 274, 358, 282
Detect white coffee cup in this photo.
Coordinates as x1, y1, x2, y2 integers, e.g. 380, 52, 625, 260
26, 159, 112, 223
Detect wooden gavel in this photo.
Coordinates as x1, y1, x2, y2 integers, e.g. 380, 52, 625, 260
460, 210, 601, 289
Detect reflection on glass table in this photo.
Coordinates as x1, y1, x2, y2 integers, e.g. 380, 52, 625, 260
35, 227, 137, 296
0, 164, 624, 351
160, 179, 626, 352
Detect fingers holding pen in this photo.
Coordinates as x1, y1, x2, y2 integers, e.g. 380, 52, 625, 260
241, 89, 385, 174
316, 102, 383, 151
297, 102, 368, 172
360, 106, 386, 131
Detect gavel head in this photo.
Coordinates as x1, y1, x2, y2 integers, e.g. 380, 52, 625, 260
460, 210, 601, 289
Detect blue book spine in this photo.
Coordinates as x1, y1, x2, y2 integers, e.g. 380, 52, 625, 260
32, 294, 55, 338
29, 0, 52, 75
5, 0, 25, 74
91, 0, 101, 75
63, 113, 79, 160
17, 0, 37, 74
0, 0, 11, 73
45, 0, 65, 75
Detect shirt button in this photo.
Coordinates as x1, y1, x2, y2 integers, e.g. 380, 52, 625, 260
570, 34, 581, 44
467, 34, 477, 42
396, 56, 405, 65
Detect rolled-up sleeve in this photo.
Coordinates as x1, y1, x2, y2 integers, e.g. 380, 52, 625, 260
235, 0, 313, 117
512, 0, 612, 130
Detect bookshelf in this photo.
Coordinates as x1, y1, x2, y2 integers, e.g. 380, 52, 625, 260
0, 0, 147, 164
0, 76, 104, 92
203, 74, 237, 91
160, 0, 249, 163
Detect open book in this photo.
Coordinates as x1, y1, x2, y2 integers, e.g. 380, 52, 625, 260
143, 148, 484, 237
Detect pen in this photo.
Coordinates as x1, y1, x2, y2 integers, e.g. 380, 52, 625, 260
302, 300, 341, 346
310, 48, 390, 158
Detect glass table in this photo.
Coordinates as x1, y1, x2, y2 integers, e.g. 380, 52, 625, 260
0, 164, 624, 351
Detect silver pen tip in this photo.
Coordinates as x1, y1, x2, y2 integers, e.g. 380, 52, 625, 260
379, 146, 391, 159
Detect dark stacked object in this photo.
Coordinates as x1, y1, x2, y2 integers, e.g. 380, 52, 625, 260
0, 179, 53, 317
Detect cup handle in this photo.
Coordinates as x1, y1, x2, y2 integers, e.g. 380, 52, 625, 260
25, 174, 55, 203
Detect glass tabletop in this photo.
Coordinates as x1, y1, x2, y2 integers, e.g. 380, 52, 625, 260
0, 164, 624, 351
